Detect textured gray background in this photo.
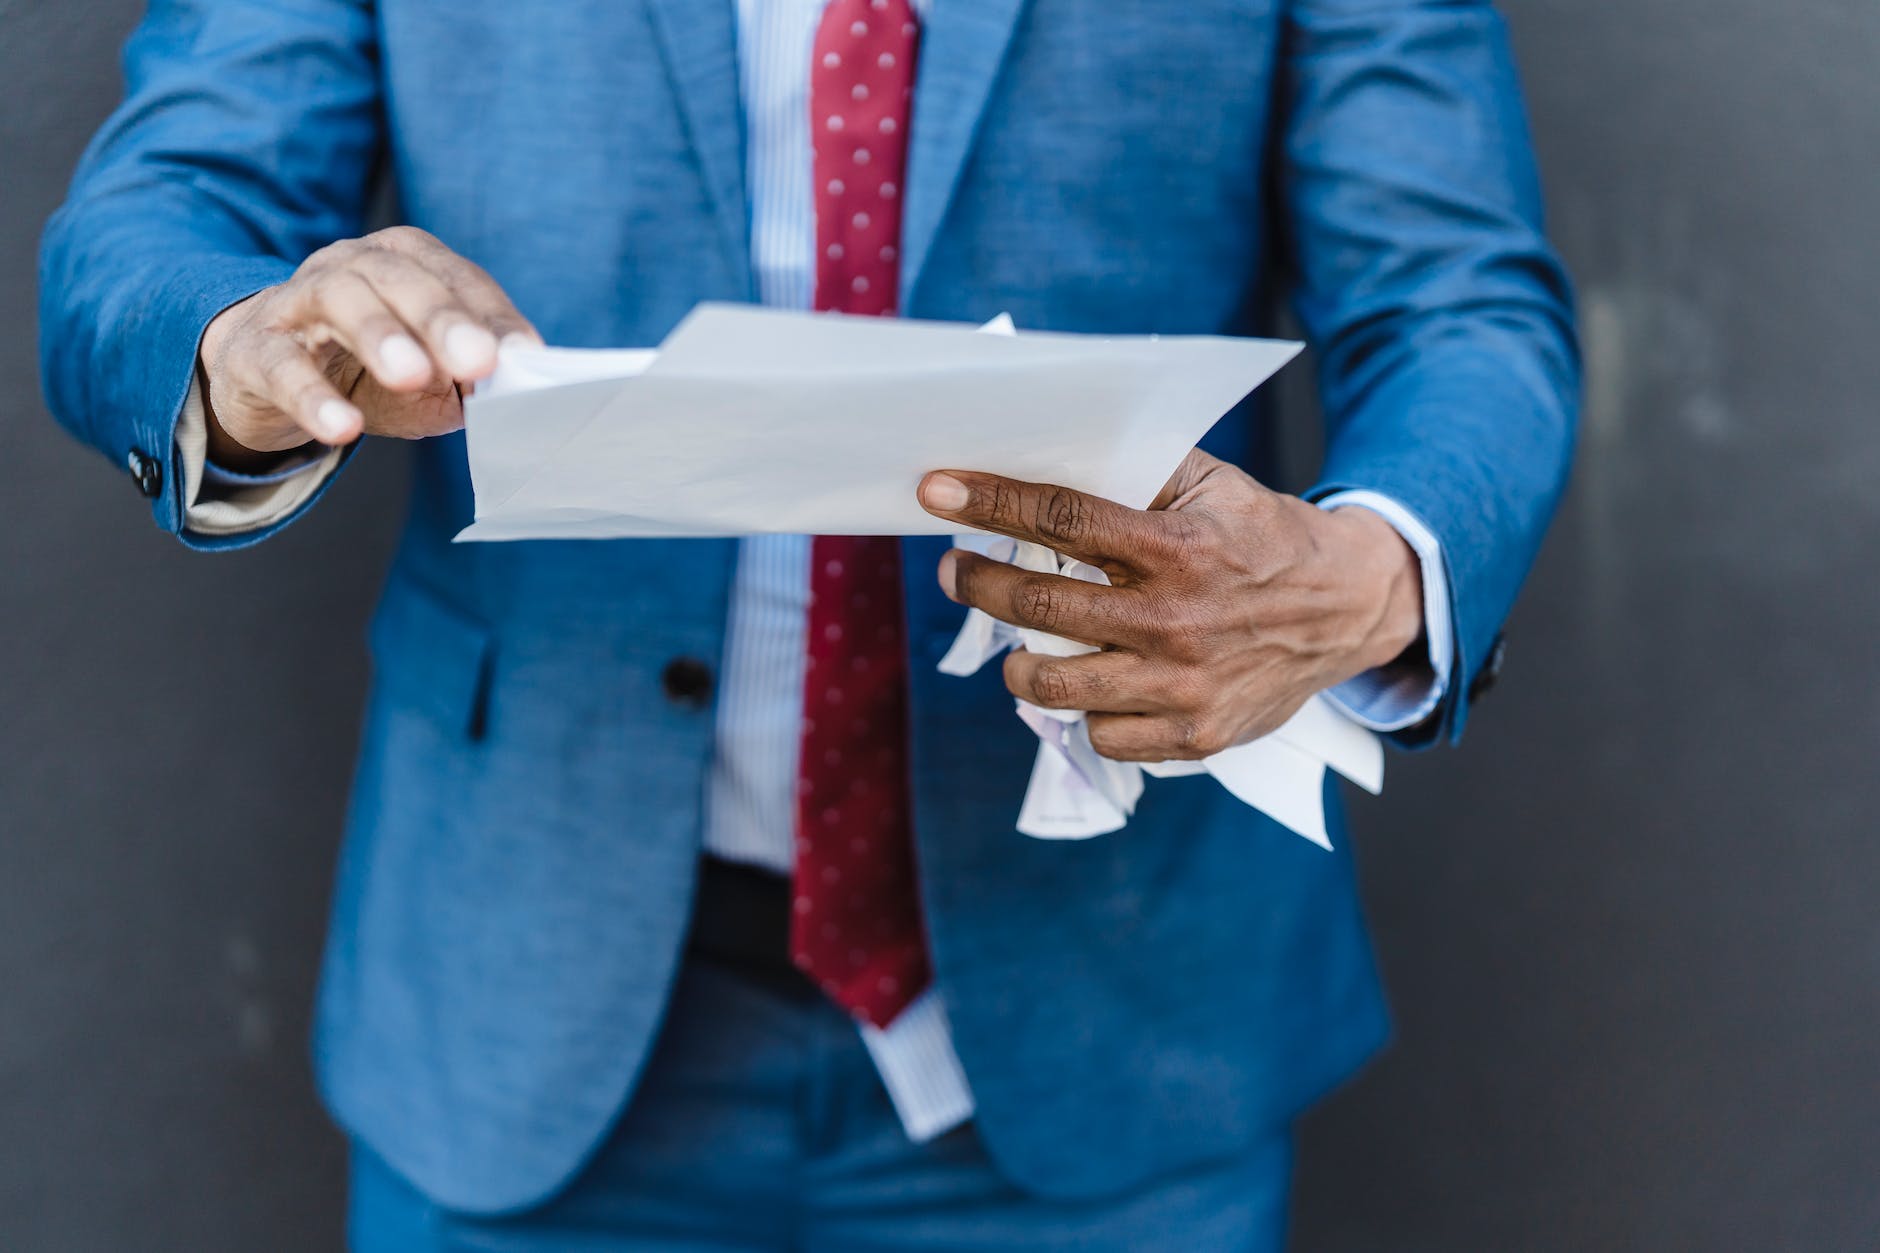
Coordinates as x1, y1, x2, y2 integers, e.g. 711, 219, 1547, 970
2, 1, 1876, 1249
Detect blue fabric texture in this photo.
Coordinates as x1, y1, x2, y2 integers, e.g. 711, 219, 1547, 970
349, 952, 1294, 1250
39, 0, 1577, 1217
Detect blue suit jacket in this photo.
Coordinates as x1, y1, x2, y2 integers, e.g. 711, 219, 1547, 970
41, 0, 1576, 1214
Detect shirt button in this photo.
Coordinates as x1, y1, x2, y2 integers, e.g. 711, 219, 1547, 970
661, 657, 714, 710
126, 447, 163, 499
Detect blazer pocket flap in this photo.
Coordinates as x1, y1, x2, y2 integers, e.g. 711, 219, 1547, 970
367, 579, 495, 739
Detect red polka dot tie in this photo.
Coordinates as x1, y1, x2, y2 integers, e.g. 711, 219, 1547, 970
790, 0, 929, 1030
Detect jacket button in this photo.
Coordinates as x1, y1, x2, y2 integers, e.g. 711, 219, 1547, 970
1468, 633, 1507, 703
661, 657, 714, 710
126, 447, 163, 499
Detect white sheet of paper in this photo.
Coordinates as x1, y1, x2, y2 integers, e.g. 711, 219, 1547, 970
1016, 744, 1131, 839
1267, 691, 1383, 796
456, 303, 1301, 541
1200, 737, 1334, 850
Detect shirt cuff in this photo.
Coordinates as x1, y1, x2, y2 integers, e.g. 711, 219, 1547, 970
1314, 490, 1454, 733
175, 376, 344, 536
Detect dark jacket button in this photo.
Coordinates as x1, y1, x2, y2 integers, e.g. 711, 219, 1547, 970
126, 447, 163, 499
1468, 632, 1507, 703
661, 657, 714, 709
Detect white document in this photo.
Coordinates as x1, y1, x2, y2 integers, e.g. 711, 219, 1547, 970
456, 302, 1351, 845
456, 303, 1301, 541
937, 540, 1384, 850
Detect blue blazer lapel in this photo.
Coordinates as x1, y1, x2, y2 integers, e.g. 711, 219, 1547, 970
645, 0, 754, 295
901, 0, 1030, 305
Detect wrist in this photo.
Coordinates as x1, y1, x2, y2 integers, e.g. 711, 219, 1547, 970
1327, 504, 1424, 673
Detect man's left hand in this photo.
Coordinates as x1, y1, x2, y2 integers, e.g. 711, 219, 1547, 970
917, 451, 1425, 762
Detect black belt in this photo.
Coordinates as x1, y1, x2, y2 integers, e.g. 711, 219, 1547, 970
688, 855, 817, 999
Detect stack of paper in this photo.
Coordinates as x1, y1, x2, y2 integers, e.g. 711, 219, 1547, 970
457, 303, 1378, 847
457, 303, 1301, 539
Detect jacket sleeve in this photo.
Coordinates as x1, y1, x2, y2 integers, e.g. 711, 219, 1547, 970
38, 0, 382, 550
1277, 0, 1580, 746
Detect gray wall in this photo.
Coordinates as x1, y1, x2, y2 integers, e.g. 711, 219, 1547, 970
2, 1, 1875, 1249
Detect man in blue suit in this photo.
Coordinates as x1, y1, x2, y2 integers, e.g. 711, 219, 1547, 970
40, 0, 1576, 1247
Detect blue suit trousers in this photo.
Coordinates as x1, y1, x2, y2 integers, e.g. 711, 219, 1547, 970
348, 951, 1292, 1251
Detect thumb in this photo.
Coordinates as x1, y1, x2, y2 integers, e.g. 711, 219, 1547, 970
352, 370, 467, 440
1147, 448, 1226, 511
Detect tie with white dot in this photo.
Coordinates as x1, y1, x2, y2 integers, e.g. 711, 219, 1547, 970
791, 0, 928, 1031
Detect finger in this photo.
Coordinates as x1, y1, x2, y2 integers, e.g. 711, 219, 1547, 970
1086, 712, 1219, 763
441, 259, 541, 349
940, 549, 1150, 649
238, 333, 363, 445
295, 268, 438, 392
352, 377, 465, 441
918, 470, 1173, 572
373, 226, 542, 347
1002, 648, 1166, 714
348, 249, 500, 384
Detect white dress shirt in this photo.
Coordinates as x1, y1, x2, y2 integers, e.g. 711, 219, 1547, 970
176, 0, 1452, 1144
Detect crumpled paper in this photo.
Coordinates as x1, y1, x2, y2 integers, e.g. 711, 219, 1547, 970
937, 536, 1384, 849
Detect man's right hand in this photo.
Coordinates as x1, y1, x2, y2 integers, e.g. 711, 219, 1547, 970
197, 226, 539, 471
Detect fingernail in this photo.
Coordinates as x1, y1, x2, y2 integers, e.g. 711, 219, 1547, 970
922, 473, 970, 512
378, 334, 429, 382
315, 398, 359, 441
937, 550, 959, 599
444, 323, 497, 376
500, 330, 544, 352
